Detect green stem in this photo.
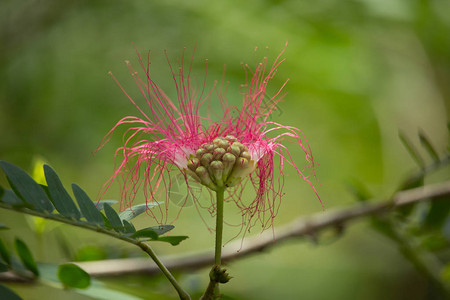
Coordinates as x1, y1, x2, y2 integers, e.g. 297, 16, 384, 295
200, 188, 226, 300
215, 187, 225, 266
137, 242, 191, 300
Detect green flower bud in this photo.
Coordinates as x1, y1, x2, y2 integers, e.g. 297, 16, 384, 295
200, 153, 213, 167
240, 151, 251, 161
210, 161, 224, 186
195, 166, 217, 190
228, 145, 241, 157
187, 157, 200, 172
213, 147, 226, 160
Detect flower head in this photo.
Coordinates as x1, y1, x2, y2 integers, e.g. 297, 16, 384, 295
99, 42, 320, 229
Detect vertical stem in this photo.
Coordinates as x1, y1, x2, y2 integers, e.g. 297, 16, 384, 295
215, 187, 225, 266
137, 241, 191, 300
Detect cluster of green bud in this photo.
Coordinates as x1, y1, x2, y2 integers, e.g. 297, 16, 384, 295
185, 135, 254, 191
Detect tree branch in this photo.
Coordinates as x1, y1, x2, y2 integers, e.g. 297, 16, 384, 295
68, 180, 450, 277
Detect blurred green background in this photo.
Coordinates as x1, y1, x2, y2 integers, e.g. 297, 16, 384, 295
1, 0, 449, 299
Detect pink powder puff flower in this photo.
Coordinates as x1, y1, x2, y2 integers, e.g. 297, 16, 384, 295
98, 43, 320, 229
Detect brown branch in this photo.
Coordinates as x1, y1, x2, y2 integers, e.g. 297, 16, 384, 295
69, 179, 450, 277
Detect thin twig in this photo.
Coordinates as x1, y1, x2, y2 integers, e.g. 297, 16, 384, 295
66, 179, 450, 277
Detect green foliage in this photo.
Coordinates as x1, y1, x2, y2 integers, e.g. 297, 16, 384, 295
0, 161, 53, 213
364, 130, 450, 298
44, 165, 81, 220
119, 203, 160, 221
14, 238, 39, 277
58, 263, 91, 289
0, 283, 22, 300
72, 183, 104, 225
0, 161, 189, 247
0, 161, 190, 298
0, 238, 10, 265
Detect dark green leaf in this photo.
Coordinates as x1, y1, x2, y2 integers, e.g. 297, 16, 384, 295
0, 224, 9, 230
100, 212, 112, 228
119, 203, 159, 221
443, 216, 450, 242
103, 203, 123, 232
423, 195, 450, 229
157, 236, 189, 246
15, 238, 39, 276
0, 161, 54, 213
0, 283, 23, 300
131, 229, 159, 240
145, 225, 175, 236
58, 263, 91, 289
0, 261, 8, 272
72, 184, 103, 225
122, 220, 136, 233
44, 165, 81, 220
0, 189, 23, 206
96, 200, 118, 211
0, 238, 10, 265
419, 130, 440, 162
399, 132, 425, 168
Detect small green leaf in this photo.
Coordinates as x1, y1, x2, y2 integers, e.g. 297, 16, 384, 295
15, 238, 39, 276
131, 229, 159, 240
399, 132, 425, 168
145, 225, 175, 236
0, 161, 54, 213
443, 216, 450, 242
58, 263, 91, 289
103, 203, 124, 232
122, 220, 136, 233
0, 224, 9, 230
0, 283, 23, 300
44, 165, 81, 220
423, 195, 450, 229
0, 238, 10, 265
72, 184, 104, 225
0, 189, 23, 206
157, 236, 189, 246
119, 203, 159, 221
0, 261, 8, 272
96, 200, 118, 211
419, 130, 440, 162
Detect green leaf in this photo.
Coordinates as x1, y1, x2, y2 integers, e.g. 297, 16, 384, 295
157, 236, 189, 246
0, 189, 23, 206
0, 161, 54, 213
15, 238, 39, 276
0, 238, 10, 265
0, 224, 9, 230
58, 263, 91, 289
419, 130, 440, 162
0, 261, 8, 272
399, 132, 425, 168
44, 165, 81, 220
131, 228, 159, 240
423, 195, 450, 229
103, 203, 124, 232
119, 203, 159, 221
96, 200, 118, 211
0, 283, 23, 300
145, 225, 175, 236
72, 184, 104, 225
122, 220, 136, 233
